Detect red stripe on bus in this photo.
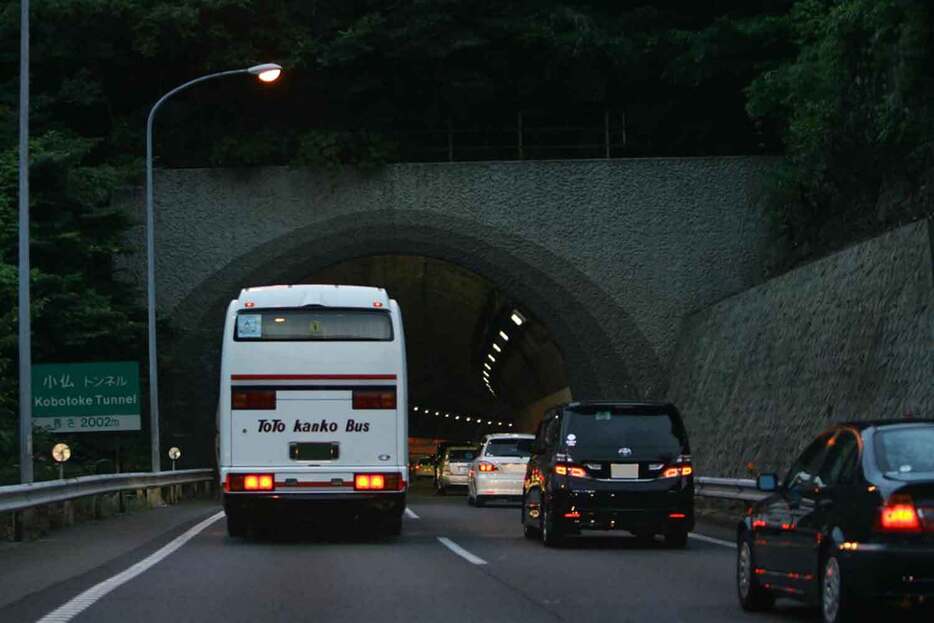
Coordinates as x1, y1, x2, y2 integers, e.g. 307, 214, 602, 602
231, 374, 397, 381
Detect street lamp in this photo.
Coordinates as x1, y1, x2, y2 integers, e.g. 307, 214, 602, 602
145, 63, 282, 472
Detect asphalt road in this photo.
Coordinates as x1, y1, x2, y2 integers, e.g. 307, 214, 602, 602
0, 483, 872, 623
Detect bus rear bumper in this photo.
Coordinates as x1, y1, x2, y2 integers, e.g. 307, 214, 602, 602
224, 491, 406, 520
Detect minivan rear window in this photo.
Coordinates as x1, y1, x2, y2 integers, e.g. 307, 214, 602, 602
874, 425, 934, 480
564, 407, 687, 459
235, 308, 393, 341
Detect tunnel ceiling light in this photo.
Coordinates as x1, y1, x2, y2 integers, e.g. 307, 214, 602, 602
510, 310, 526, 326
487, 354, 496, 363
499, 330, 509, 342
487, 420, 492, 425
492, 343, 502, 353
483, 363, 491, 371
414, 406, 419, 412
435, 411, 440, 416
466, 417, 472, 422
497, 421, 503, 425
455, 416, 460, 420
508, 423, 513, 427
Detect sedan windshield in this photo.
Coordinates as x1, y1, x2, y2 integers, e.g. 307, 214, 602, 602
874, 425, 934, 479
484, 438, 533, 457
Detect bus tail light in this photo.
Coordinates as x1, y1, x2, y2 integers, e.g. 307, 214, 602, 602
352, 389, 396, 409
231, 389, 276, 410
354, 473, 405, 491
226, 473, 274, 492
877, 495, 922, 533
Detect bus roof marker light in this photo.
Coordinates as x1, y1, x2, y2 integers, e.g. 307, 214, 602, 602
499, 331, 509, 342
510, 310, 526, 326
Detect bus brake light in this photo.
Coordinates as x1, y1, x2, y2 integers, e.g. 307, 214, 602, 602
232, 389, 276, 410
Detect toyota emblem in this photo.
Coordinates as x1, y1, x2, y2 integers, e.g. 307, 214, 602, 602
619, 447, 632, 456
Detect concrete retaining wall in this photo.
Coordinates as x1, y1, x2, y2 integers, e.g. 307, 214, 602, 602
667, 220, 934, 478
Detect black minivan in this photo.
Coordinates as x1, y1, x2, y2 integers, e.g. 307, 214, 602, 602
522, 401, 694, 547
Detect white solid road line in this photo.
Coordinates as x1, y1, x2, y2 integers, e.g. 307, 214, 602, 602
36, 511, 225, 623
689, 532, 736, 549
437, 537, 487, 565
404, 507, 420, 519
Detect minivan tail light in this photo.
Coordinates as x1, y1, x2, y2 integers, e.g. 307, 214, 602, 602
877, 495, 922, 533
352, 389, 397, 409
555, 464, 588, 478
231, 389, 276, 410
661, 464, 693, 479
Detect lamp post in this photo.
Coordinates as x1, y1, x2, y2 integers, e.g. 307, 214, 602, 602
145, 63, 282, 472
18, 0, 32, 484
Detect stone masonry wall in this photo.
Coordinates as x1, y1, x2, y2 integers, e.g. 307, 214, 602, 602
667, 220, 934, 478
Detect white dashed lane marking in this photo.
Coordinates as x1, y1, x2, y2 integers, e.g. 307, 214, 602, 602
437, 537, 488, 565
35, 511, 225, 623
689, 533, 736, 549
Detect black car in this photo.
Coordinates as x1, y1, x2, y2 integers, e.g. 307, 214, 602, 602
521, 401, 694, 547
737, 420, 934, 623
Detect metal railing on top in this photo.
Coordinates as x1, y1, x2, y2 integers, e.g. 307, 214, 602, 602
0, 469, 213, 514
694, 477, 768, 502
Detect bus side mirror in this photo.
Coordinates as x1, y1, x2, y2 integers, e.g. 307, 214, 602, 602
757, 473, 778, 492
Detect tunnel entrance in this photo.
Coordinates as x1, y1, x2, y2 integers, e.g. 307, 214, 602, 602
305, 255, 571, 438
160, 211, 659, 468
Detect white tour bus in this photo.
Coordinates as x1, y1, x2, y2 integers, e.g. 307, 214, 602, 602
217, 284, 408, 537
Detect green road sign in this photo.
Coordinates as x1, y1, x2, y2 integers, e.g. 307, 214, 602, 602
32, 361, 141, 432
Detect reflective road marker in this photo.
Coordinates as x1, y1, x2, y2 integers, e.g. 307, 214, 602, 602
36, 511, 224, 623
437, 537, 487, 565
404, 507, 419, 519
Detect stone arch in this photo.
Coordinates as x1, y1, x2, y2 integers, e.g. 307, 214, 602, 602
161, 209, 663, 462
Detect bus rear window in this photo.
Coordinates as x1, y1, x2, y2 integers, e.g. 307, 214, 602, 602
235, 308, 393, 341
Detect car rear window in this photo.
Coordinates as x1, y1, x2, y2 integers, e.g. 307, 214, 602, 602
447, 449, 477, 462
235, 308, 393, 341
874, 425, 934, 479
564, 406, 687, 459
484, 438, 534, 458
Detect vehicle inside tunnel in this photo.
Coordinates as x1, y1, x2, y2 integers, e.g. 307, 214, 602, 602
305, 255, 572, 439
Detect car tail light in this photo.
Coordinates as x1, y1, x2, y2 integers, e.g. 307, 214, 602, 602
478, 462, 498, 472
669, 512, 687, 519
877, 495, 922, 533
354, 473, 404, 491
564, 510, 581, 519
225, 473, 274, 492
352, 389, 396, 409
555, 464, 588, 478
231, 389, 276, 410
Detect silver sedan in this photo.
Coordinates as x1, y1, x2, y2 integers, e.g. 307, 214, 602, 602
467, 433, 535, 506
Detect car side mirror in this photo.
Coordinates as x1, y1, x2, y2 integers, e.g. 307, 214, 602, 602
757, 473, 778, 492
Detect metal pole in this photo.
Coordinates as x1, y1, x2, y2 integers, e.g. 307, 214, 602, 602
144, 69, 248, 473
18, 0, 33, 484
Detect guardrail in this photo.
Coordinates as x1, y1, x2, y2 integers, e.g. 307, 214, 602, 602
695, 477, 768, 502
0, 469, 214, 514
